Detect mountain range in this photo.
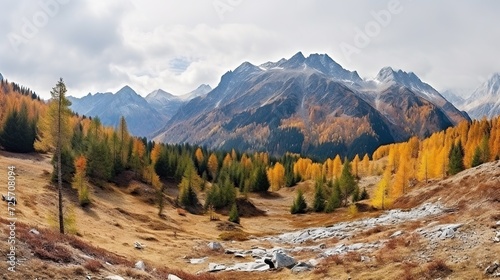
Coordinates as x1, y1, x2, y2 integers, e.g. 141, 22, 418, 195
66, 52, 498, 160
444, 74, 500, 120
68, 84, 212, 136
153, 52, 470, 159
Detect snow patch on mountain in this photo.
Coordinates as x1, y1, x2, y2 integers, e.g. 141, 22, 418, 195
461, 73, 500, 119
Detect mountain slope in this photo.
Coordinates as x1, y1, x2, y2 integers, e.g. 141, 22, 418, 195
441, 89, 466, 107
154, 53, 469, 159
461, 73, 500, 119
69, 86, 167, 136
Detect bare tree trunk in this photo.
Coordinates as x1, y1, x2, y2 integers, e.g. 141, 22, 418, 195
57, 91, 64, 234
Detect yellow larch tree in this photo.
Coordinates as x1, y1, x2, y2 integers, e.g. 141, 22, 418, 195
293, 158, 312, 180
352, 154, 360, 178
73, 155, 90, 206
222, 153, 233, 168
361, 153, 370, 176
333, 155, 342, 179
267, 162, 285, 191
207, 153, 219, 180
195, 147, 204, 166
372, 166, 392, 210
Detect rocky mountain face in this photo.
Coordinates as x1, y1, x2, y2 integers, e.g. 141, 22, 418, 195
460, 73, 500, 119
154, 52, 469, 160
69, 84, 211, 137
0, 73, 3, 81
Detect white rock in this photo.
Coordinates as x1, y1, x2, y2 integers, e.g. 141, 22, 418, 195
439, 228, 455, 239
105, 276, 125, 280
494, 231, 500, 243
208, 263, 226, 272
251, 248, 267, 258
390, 230, 403, 238
189, 257, 207, 264
272, 252, 296, 268
29, 229, 40, 235
291, 262, 313, 273
208, 242, 223, 251
308, 258, 319, 267
168, 274, 183, 280
135, 260, 145, 270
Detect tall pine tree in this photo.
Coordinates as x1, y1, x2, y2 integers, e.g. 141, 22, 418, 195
448, 141, 465, 175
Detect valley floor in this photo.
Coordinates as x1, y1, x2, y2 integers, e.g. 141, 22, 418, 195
0, 151, 498, 279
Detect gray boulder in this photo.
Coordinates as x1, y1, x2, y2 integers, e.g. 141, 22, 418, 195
485, 261, 499, 275
208, 242, 223, 251
272, 251, 297, 268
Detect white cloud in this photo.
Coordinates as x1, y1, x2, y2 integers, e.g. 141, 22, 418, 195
0, 0, 499, 99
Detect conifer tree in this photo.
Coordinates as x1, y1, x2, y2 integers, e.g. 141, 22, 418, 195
291, 189, 307, 214
471, 146, 482, 167
339, 158, 356, 206
251, 165, 270, 192
228, 203, 240, 224
207, 153, 219, 181
448, 141, 465, 175
0, 102, 36, 153
312, 181, 325, 212
325, 180, 341, 213
35, 78, 72, 234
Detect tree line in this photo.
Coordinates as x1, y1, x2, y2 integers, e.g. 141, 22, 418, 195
2, 78, 500, 231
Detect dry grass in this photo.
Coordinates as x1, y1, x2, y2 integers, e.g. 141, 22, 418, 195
362, 225, 385, 236
83, 259, 103, 272
219, 230, 250, 241
421, 259, 453, 279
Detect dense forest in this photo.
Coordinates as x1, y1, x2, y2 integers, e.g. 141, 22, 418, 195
1, 78, 500, 220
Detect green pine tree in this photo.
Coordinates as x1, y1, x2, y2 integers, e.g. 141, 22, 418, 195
339, 158, 357, 206
251, 166, 270, 192
448, 141, 465, 175
228, 203, 240, 224
0, 102, 36, 153
291, 189, 307, 214
312, 181, 325, 212
471, 146, 483, 167
325, 181, 341, 213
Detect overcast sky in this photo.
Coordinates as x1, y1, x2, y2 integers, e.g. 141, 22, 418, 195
1, 0, 499, 99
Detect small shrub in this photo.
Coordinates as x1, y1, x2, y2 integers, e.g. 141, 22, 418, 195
84, 259, 103, 273
348, 204, 358, 217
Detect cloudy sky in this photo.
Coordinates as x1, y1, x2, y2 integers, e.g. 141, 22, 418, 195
1, 0, 499, 99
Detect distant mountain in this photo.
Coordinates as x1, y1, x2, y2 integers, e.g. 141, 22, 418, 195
370, 67, 468, 126
69, 86, 168, 136
179, 84, 212, 100
145, 84, 212, 121
461, 73, 500, 119
0, 73, 3, 81
441, 90, 465, 107
145, 89, 185, 121
153, 52, 469, 160
69, 84, 210, 137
